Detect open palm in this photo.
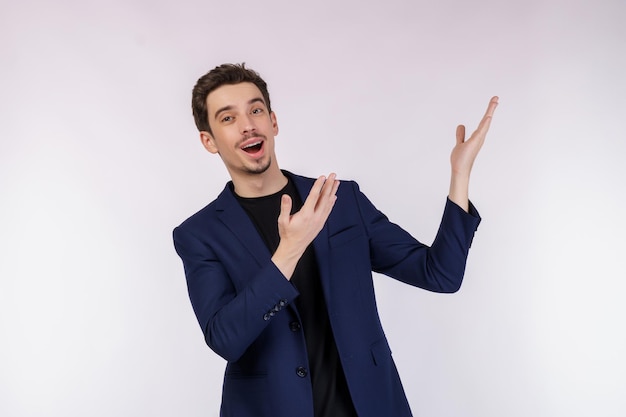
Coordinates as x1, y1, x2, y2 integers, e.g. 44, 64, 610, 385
450, 96, 499, 177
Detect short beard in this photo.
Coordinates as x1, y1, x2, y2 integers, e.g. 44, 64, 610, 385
244, 156, 272, 175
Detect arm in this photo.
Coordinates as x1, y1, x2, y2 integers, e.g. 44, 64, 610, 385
173, 174, 339, 362
351, 181, 480, 293
353, 98, 498, 290
173, 226, 299, 362
356, 98, 497, 290
448, 96, 499, 211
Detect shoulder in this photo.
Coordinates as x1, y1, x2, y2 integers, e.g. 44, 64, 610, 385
174, 183, 233, 231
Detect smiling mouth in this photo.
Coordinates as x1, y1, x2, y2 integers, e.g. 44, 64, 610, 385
241, 141, 263, 153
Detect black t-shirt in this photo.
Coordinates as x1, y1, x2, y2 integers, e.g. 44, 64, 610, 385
236, 178, 358, 417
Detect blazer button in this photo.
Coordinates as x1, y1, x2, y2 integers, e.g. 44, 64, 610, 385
296, 367, 308, 378
289, 321, 301, 332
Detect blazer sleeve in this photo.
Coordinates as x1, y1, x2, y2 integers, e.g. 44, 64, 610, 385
349, 181, 481, 293
173, 225, 299, 362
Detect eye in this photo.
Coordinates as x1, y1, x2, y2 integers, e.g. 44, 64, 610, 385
251, 108, 264, 115
220, 115, 233, 123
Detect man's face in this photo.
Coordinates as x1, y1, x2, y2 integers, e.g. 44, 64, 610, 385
200, 82, 279, 179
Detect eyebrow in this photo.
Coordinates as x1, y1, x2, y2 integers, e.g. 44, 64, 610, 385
213, 97, 266, 120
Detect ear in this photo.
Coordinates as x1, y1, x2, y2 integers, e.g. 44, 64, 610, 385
200, 131, 219, 154
271, 112, 279, 136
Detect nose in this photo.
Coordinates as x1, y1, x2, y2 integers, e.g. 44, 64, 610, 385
238, 113, 256, 134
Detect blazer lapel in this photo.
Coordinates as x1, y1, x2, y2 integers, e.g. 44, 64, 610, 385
213, 183, 272, 268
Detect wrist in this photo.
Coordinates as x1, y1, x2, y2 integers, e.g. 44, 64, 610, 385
448, 173, 470, 212
271, 242, 306, 281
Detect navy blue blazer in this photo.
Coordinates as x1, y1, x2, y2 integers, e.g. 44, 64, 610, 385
173, 171, 481, 417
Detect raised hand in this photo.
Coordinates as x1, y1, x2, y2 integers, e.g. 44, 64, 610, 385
448, 97, 499, 211
272, 173, 340, 280
450, 96, 499, 177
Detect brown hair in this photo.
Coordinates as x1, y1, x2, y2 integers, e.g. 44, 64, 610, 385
191, 63, 272, 134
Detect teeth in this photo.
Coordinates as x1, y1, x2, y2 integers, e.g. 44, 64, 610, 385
243, 141, 261, 149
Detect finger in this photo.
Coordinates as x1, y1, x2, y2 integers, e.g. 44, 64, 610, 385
315, 173, 338, 211
470, 97, 499, 142
331, 178, 340, 197
485, 96, 499, 118
456, 125, 466, 145
302, 175, 327, 209
320, 173, 337, 197
278, 194, 292, 225
329, 180, 340, 208
480, 97, 499, 126
475, 112, 494, 138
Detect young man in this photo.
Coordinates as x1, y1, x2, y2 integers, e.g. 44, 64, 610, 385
173, 63, 498, 417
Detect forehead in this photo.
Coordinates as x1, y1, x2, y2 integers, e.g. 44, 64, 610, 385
206, 82, 265, 112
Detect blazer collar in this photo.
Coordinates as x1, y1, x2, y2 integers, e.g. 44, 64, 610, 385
213, 182, 270, 268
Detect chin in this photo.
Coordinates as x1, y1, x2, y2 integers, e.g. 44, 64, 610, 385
245, 158, 272, 175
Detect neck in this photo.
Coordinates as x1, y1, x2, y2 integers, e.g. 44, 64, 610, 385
230, 165, 288, 198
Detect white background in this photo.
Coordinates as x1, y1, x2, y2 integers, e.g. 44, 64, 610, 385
1, 0, 625, 416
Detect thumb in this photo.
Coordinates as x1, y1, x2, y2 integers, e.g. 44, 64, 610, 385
278, 194, 292, 225
456, 125, 466, 145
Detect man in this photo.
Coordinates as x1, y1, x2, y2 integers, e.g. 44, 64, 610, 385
173, 63, 498, 417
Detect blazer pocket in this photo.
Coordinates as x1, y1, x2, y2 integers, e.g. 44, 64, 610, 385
329, 225, 363, 248
225, 370, 268, 380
